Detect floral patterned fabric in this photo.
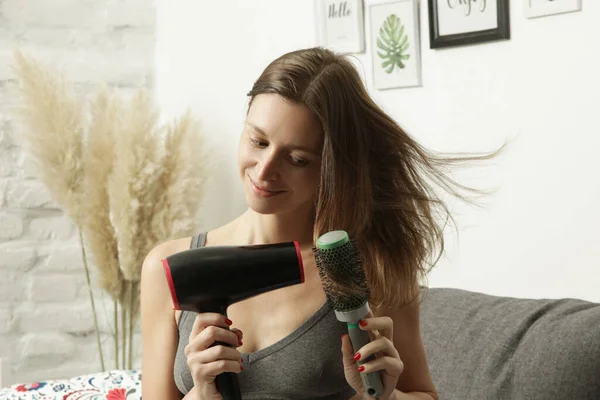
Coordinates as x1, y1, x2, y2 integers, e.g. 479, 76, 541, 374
0, 369, 141, 400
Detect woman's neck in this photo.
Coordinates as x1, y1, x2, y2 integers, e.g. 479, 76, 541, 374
236, 207, 314, 246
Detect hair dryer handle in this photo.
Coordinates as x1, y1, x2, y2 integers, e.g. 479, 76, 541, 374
212, 340, 241, 400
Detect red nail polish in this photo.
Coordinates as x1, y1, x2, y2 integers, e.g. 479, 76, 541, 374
239, 339, 243, 346
357, 365, 365, 372
353, 352, 361, 361
225, 318, 233, 326
359, 320, 368, 327
240, 365, 244, 371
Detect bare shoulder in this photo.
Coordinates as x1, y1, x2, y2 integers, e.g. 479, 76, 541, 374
141, 237, 195, 321
139, 236, 193, 322
143, 237, 194, 269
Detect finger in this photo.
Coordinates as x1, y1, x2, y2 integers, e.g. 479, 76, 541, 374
359, 315, 394, 341
230, 328, 244, 346
359, 310, 380, 340
190, 313, 233, 339
203, 359, 244, 376
191, 343, 243, 364
186, 325, 240, 355
340, 334, 357, 368
357, 355, 404, 376
354, 336, 399, 362
189, 356, 243, 381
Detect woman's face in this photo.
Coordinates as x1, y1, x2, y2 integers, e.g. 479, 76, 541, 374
238, 94, 323, 216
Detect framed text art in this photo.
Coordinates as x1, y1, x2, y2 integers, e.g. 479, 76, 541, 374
369, 0, 422, 90
315, 0, 366, 54
524, 0, 582, 19
428, 0, 510, 49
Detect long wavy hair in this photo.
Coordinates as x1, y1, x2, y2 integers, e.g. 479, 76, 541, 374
247, 47, 500, 309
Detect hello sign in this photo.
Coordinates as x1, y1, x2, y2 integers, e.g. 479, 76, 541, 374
316, 0, 366, 54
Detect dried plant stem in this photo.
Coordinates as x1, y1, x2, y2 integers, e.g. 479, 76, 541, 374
121, 299, 127, 369
114, 300, 119, 370
79, 229, 105, 372
128, 281, 134, 369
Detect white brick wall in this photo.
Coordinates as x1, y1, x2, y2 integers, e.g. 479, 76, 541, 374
0, 0, 155, 386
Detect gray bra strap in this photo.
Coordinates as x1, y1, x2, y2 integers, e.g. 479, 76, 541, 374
190, 232, 207, 249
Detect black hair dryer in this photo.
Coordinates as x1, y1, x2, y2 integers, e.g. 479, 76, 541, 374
162, 241, 305, 400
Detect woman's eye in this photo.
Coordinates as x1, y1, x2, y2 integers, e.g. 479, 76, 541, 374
290, 156, 309, 167
250, 137, 268, 148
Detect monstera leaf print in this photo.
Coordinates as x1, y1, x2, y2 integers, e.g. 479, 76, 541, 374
376, 14, 410, 73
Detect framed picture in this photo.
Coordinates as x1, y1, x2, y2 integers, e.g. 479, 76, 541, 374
369, 0, 422, 90
315, 0, 366, 54
428, 0, 510, 49
525, 0, 582, 19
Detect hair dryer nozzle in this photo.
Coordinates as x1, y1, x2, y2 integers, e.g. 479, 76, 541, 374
162, 241, 305, 314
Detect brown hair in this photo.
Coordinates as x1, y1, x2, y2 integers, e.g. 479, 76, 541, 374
247, 47, 500, 309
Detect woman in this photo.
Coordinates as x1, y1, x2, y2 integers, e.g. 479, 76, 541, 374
141, 46, 483, 399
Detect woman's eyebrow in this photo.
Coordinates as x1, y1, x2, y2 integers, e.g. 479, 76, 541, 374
245, 121, 267, 136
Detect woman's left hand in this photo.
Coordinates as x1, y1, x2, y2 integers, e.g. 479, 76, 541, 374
341, 310, 404, 400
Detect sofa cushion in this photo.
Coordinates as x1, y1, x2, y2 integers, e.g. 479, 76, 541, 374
419, 287, 600, 400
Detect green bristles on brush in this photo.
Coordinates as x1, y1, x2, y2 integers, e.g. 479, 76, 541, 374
313, 230, 384, 398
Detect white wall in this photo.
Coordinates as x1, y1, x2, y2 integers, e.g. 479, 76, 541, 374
155, 0, 600, 302
0, 0, 154, 385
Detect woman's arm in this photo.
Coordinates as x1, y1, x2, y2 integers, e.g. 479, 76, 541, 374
141, 239, 192, 400
182, 387, 198, 399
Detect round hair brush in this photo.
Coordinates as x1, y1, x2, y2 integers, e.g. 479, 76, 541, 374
313, 230, 384, 398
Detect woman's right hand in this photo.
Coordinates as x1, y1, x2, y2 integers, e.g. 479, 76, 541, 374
184, 313, 244, 400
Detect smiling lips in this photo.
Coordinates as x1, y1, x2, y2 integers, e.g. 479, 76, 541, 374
249, 177, 284, 197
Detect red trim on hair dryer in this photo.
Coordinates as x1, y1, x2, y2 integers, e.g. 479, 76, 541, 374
162, 258, 180, 310
293, 241, 305, 283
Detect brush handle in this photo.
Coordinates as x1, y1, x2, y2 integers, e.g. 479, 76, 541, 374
348, 324, 384, 398
212, 339, 241, 400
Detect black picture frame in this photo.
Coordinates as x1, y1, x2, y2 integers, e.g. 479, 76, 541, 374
428, 0, 510, 49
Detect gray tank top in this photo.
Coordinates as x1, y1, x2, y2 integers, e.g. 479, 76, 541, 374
173, 233, 357, 399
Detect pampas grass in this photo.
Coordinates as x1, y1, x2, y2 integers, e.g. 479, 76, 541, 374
12, 51, 85, 226
107, 90, 164, 369
12, 50, 105, 371
109, 90, 164, 283
83, 89, 127, 369
12, 50, 209, 371
151, 111, 208, 242
84, 89, 125, 303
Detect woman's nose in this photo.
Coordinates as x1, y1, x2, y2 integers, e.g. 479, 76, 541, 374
255, 151, 279, 181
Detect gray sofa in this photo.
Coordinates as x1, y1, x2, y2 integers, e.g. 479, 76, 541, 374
419, 287, 600, 400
